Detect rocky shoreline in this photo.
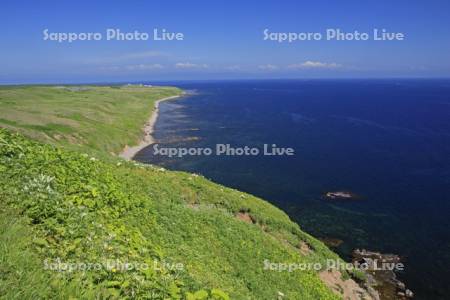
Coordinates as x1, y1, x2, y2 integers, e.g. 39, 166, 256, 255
352, 249, 413, 299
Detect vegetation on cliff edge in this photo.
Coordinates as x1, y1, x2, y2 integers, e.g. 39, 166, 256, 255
0, 86, 352, 299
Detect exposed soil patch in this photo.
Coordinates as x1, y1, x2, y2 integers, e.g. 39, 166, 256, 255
319, 269, 377, 300
320, 237, 344, 248
297, 241, 313, 255
236, 212, 255, 224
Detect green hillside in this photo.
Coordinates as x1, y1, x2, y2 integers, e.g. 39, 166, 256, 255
0, 85, 182, 157
0, 86, 366, 299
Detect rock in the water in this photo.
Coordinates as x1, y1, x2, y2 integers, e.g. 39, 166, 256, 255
397, 281, 406, 290
405, 289, 414, 298
325, 191, 356, 200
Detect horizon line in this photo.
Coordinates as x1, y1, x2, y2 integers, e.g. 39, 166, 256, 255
2, 76, 450, 86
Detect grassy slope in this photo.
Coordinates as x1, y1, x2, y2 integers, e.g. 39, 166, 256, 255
0, 86, 346, 299
0, 85, 182, 156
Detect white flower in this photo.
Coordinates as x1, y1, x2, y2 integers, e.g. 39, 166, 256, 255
23, 174, 56, 195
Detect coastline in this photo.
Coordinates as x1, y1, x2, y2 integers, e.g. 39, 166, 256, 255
0, 84, 418, 299
119, 94, 181, 160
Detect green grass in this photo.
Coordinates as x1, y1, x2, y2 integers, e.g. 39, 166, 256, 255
0, 85, 182, 156
0, 86, 353, 299
0, 205, 106, 299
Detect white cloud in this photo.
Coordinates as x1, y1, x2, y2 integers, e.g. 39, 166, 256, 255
258, 64, 279, 71
225, 65, 241, 71
84, 51, 170, 65
288, 61, 342, 69
175, 62, 209, 69
118, 51, 169, 61
98, 65, 121, 72
98, 64, 164, 72
125, 64, 164, 71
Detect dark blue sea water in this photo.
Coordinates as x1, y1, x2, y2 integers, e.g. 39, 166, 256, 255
135, 80, 450, 299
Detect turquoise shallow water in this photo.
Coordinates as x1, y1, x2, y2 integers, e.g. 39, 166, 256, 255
135, 79, 450, 299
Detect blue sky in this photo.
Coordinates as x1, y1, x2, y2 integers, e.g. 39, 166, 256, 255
1, 0, 450, 83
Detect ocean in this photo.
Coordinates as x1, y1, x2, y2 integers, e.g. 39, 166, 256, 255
135, 79, 450, 299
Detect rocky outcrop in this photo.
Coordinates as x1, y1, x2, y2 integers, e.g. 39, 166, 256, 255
352, 249, 414, 299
